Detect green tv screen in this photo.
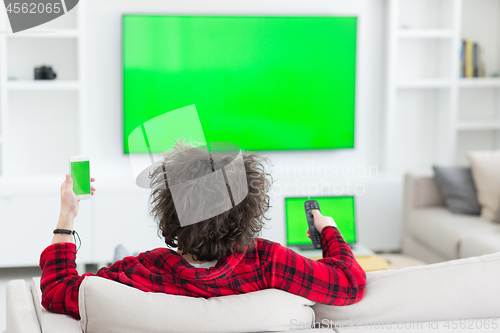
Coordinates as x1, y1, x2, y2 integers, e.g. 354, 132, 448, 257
285, 196, 356, 246
123, 15, 357, 153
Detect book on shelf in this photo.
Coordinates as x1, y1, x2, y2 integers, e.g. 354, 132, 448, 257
460, 40, 464, 78
473, 43, 479, 77
461, 39, 486, 78
466, 40, 473, 78
478, 46, 486, 77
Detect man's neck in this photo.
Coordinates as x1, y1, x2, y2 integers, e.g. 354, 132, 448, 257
176, 249, 207, 264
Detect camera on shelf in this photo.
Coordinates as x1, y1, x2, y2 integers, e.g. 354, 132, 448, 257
34, 66, 57, 80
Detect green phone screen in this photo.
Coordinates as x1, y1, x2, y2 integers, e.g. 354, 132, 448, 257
71, 161, 90, 195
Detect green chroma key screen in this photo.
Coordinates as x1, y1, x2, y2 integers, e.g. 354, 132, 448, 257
285, 196, 356, 246
123, 15, 357, 153
71, 161, 90, 195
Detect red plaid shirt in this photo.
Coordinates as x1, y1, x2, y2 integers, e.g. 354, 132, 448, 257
40, 226, 366, 320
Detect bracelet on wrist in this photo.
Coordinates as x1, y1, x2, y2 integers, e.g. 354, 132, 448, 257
53, 229, 81, 251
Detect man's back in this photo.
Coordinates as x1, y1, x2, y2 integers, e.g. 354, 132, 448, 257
40, 226, 365, 320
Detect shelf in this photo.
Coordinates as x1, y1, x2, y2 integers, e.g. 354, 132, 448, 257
398, 29, 454, 39
0, 174, 145, 197
396, 78, 500, 89
7, 37, 79, 81
7, 80, 80, 91
458, 78, 500, 88
396, 79, 451, 89
456, 121, 500, 131
5, 29, 79, 38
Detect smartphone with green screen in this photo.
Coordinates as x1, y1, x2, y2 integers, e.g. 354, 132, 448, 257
69, 156, 91, 200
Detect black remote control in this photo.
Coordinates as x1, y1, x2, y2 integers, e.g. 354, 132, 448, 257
304, 200, 322, 249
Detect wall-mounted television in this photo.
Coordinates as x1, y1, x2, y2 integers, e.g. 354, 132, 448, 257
123, 15, 357, 153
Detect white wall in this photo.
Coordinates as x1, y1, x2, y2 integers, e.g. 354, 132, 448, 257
82, 0, 401, 258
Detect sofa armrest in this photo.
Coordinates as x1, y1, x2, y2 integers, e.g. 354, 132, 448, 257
29, 278, 82, 333
403, 171, 445, 242
404, 171, 444, 211
5, 280, 41, 333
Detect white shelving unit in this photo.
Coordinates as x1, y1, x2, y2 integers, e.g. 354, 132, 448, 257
385, 0, 500, 172
0, 4, 91, 267
0, 3, 86, 179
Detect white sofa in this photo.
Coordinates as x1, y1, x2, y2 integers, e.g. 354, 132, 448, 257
403, 171, 500, 263
5, 251, 500, 333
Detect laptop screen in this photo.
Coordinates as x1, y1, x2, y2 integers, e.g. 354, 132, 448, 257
285, 196, 357, 246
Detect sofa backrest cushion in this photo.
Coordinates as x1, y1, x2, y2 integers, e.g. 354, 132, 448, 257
467, 150, 500, 221
79, 276, 315, 333
313, 252, 500, 328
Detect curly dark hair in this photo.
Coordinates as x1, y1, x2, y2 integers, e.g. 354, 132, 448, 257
149, 142, 272, 262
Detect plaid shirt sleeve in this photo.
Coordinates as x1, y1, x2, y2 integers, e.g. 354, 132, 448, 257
269, 226, 366, 305
39, 242, 85, 320
39, 243, 150, 320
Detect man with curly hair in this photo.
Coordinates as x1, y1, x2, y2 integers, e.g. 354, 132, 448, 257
40, 143, 366, 320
